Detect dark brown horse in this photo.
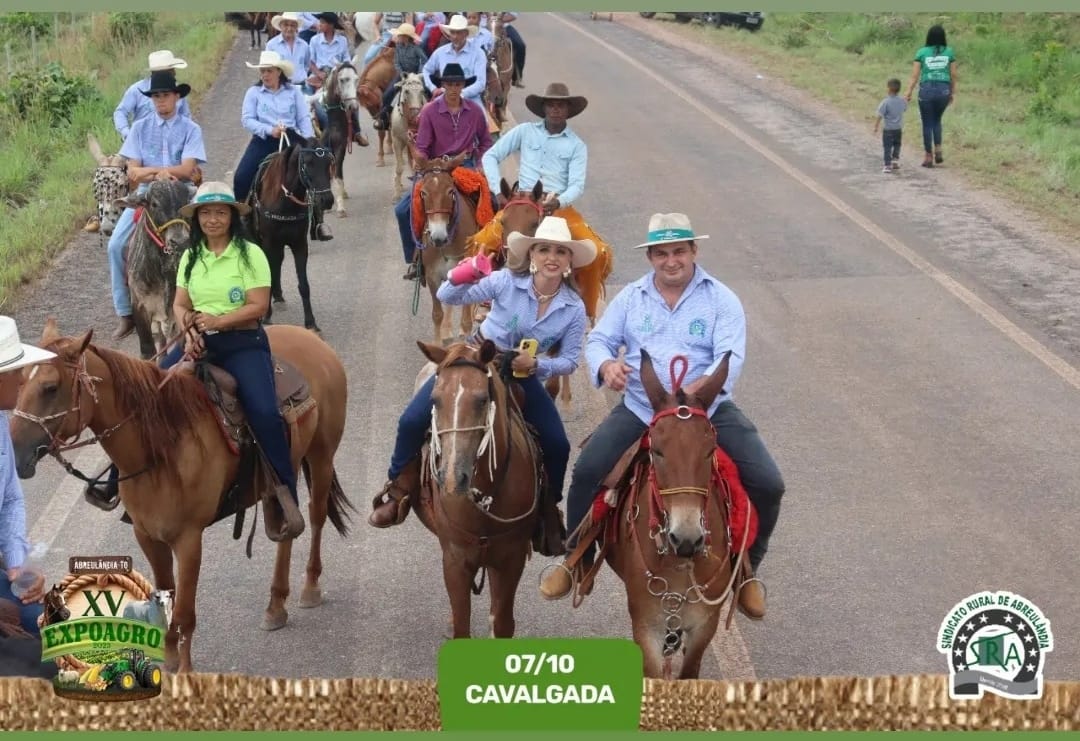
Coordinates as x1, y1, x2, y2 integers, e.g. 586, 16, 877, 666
246, 12, 280, 48
246, 131, 335, 333
9, 320, 354, 673
566, 350, 753, 679
411, 339, 541, 638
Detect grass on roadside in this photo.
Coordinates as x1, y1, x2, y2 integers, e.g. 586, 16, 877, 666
644, 12, 1080, 239
0, 12, 236, 306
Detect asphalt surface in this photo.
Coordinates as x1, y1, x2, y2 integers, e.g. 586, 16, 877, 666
8, 13, 1080, 682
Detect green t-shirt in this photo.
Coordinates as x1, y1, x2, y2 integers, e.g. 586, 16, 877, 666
915, 45, 956, 84
176, 239, 271, 316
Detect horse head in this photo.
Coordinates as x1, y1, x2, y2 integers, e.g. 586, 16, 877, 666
396, 73, 426, 127
8, 321, 95, 479
116, 179, 194, 259
413, 152, 469, 246
638, 349, 731, 558
327, 62, 360, 114
418, 339, 501, 497
43, 585, 70, 624
498, 179, 544, 248
273, 132, 335, 212
87, 133, 128, 235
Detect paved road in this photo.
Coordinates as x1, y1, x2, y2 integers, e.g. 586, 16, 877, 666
10, 13, 1080, 682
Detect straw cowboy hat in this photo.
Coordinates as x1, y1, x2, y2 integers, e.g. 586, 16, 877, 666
525, 82, 588, 119
140, 69, 191, 99
179, 181, 251, 219
634, 212, 710, 249
246, 50, 295, 80
440, 14, 479, 38
391, 22, 421, 43
431, 62, 477, 88
507, 216, 597, 269
271, 12, 303, 31
147, 49, 187, 71
0, 316, 56, 373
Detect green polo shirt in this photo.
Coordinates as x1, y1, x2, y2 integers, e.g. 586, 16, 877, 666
915, 45, 956, 84
176, 239, 271, 316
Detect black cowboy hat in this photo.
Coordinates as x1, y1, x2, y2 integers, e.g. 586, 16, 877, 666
526, 82, 587, 119
315, 12, 345, 31
140, 69, 191, 99
431, 62, 477, 88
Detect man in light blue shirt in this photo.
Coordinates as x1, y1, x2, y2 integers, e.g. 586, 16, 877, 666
422, 15, 487, 104
265, 13, 311, 87
466, 11, 495, 55
113, 50, 193, 141
108, 71, 207, 341
538, 214, 785, 623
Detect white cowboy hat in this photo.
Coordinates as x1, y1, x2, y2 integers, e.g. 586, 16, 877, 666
271, 12, 303, 31
634, 212, 710, 249
440, 14, 479, 38
246, 50, 295, 79
147, 50, 188, 71
507, 216, 597, 270
391, 22, 421, 43
0, 316, 57, 373
179, 181, 251, 219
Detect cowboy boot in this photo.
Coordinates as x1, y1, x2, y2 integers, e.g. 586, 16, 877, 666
84, 464, 121, 511
538, 558, 576, 600
112, 316, 136, 341
532, 486, 567, 557
353, 131, 370, 147
368, 462, 420, 528
262, 485, 306, 542
737, 564, 767, 620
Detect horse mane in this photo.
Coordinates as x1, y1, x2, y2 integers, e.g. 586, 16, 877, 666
438, 343, 479, 372
88, 343, 210, 471
359, 45, 394, 85
257, 138, 302, 204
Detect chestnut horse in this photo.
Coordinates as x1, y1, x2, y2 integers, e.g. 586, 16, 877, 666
356, 46, 397, 168
9, 320, 354, 673
412, 152, 483, 343
489, 16, 515, 126
411, 339, 541, 638
566, 350, 753, 679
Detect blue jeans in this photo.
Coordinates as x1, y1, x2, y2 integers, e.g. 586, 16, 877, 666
918, 81, 951, 153
233, 135, 280, 205
395, 158, 476, 265
0, 574, 43, 637
882, 129, 902, 166
566, 400, 786, 570
388, 373, 570, 501
363, 30, 392, 65
505, 24, 525, 80
107, 206, 138, 316
161, 327, 298, 501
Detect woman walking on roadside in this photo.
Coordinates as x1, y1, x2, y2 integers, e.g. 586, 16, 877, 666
905, 24, 957, 168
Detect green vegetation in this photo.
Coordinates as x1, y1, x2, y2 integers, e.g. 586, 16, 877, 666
649, 12, 1080, 238
0, 12, 235, 306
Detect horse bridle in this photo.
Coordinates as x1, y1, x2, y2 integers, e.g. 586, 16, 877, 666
139, 207, 190, 255
418, 162, 463, 241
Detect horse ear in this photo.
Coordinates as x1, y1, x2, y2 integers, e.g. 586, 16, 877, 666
74, 329, 94, 356
691, 351, 731, 411
530, 180, 543, 201
417, 340, 447, 366
40, 318, 61, 347
500, 178, 512, 200
638, 348, 669, 413
479, 339, 497, 365
115, 191, 146, 210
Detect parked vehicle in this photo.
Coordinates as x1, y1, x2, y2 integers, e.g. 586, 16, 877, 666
638, 12, 765, 32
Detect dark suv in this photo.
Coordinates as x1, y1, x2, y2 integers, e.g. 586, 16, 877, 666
639, 12, 766, 31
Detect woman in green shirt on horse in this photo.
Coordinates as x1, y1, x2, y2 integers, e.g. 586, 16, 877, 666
905, 24, 958, 168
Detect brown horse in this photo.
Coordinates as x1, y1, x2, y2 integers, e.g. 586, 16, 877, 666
411, 339, 541, 638
8, 320, 354, 673
571, 350, 752, 679
356, 46, 397, 167
489, 17, 515, 125
412, 152, 483, 343
246, 12, 280, 49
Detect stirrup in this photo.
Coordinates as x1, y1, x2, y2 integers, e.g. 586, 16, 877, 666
84, 485, 121, 512
537, 561, 575, 602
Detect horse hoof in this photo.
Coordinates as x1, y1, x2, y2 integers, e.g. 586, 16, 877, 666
305, 323, 322, 334
273, 296, 285, 304
298, 586, 322, 608
260, 610, 289, 632
376, 160, 386, 168
336, 210, 347, 218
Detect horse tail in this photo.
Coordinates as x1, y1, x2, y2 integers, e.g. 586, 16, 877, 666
301, 459, 355, 536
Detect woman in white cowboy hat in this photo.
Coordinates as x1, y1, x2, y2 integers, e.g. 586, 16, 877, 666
265, 13, 312, 87
373, 22, 430, 131
369, 216, 595, 556
0, 315, 57, 633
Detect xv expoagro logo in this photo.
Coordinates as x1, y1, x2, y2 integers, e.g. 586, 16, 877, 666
938, 590, 1053, 700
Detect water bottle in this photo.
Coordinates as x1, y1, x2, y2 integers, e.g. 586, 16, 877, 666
10, 542, 47, 599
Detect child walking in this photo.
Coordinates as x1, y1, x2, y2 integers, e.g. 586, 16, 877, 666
874, 78, 908, 173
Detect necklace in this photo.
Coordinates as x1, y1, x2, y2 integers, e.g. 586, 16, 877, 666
449, 108, 463, 132
533, 281, 560, 303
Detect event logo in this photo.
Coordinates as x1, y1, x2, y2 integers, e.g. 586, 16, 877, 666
937, 590, 1053, 700
41, 556, 169, 702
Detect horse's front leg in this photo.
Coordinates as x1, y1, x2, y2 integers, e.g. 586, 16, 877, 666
430, 286, 446, 344
171, 528, 204, 673
376, 130, 387, 167
292, 240, 320, 333
679, 609, 720, 680
487, 552, 526, 638
442, 549, 476, 638
264, 538, 294, 631
132, 528, 178, 671
393, 135, 406, 200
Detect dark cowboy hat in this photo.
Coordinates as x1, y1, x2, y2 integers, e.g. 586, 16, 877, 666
140, 69, 191, 99
315, 12, 345, 31
525, 82, 587, 119
431, 62, 477, 88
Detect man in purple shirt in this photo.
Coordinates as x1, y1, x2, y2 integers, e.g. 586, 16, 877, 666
395, 62, 493, 281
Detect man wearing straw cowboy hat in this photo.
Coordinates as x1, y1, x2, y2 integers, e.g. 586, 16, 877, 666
538, 214, 786, 621
478, 81, 613, 323
0, 315, 57, 633
107, 68, 206, 343
421, 14, 487, 106
266, 13, 312, 87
